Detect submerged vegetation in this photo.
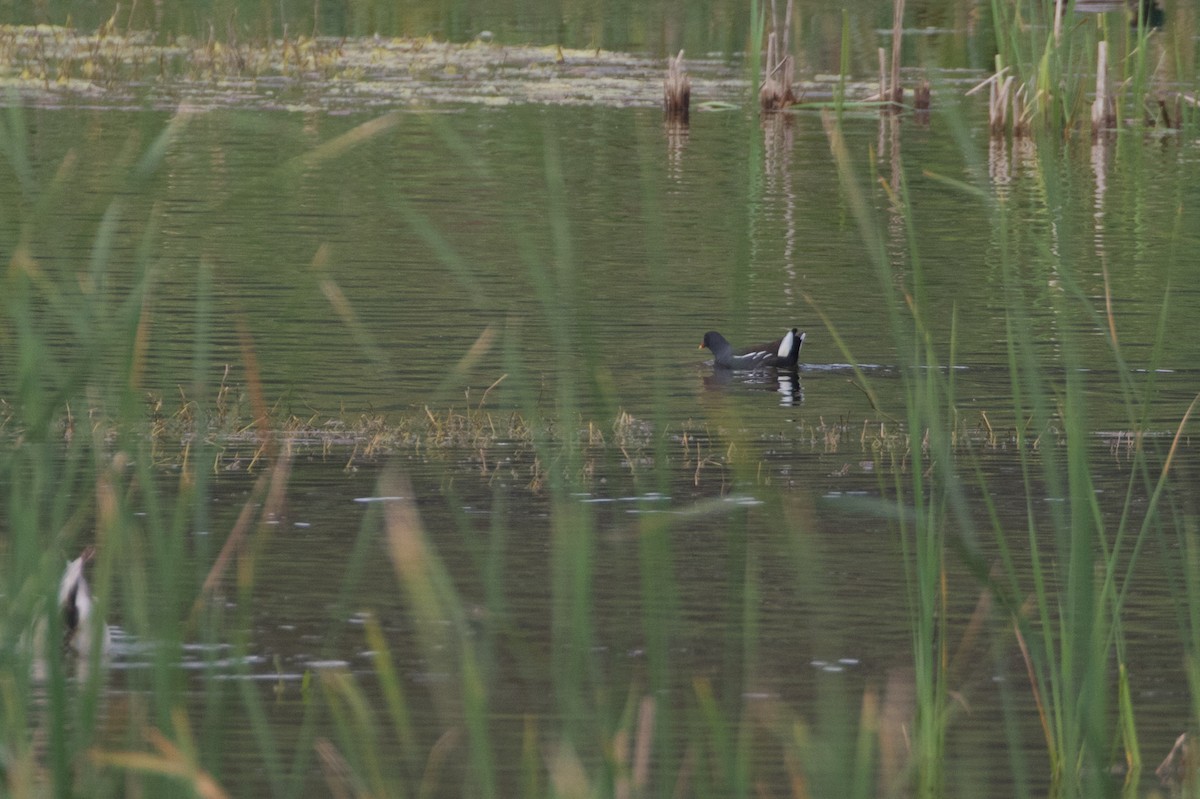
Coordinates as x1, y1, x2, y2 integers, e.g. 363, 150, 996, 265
0, 24, 746, 111
0, 381, 1162, 493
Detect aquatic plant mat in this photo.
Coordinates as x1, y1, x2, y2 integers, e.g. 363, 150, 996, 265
0, 24, 908, 111
0, 24, 735, 111
0, 392, 1169, 491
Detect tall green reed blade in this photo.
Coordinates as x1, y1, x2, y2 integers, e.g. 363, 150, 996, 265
362, 613, 418, 769
820, 109, 954, 794
733, 547, 759, 797
542, 135, 592, 739
693, 676, 737, 794
318, 669, 392, 797
631, 115, 683, 796
1047, 244, 1178, 790
994, 128, 1169, 791
183, 257, 228, 773
636, 506, 676, 782
896, 175, 956, 799
749, 0, 765, 89
504, 123, 601, 755
836, 10, 850, 118
0, 119, 109, 796
380, 469, 496, 798
0, 96, 33, 195
0, 102, 157, 798
273, 457, 380, 796
1061, 342, 1110, 792
1183, 519, 1200, 763
1008, 265, 1072, 783
403, 111, 608, 787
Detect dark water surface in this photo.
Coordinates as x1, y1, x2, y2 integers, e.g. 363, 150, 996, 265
16, 105, 1200, 422
8, 100, 1200, 795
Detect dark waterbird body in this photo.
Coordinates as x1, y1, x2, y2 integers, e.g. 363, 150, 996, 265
700, 328, 805, 369
59, 545, 110, 658
29, 546, 112, 680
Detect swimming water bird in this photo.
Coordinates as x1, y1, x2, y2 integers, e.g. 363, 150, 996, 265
57, 546, 111, 660
699, 328, 805, 369
29, 547, 112, 679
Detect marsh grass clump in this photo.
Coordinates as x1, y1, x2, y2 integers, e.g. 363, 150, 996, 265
6, 366, 1117, 511
11, 380, 1148, 502
811, 92, 1200, 792
147, 389, 1052, 481
974, 68, 1032, 138
985, 0, 1197, 137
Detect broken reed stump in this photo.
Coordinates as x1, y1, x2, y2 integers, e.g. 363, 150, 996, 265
877, 48, 904, 111
1157, 732, 1198, 787
663, 50, 690, 122
760, 0, 797, 112
971, 65, 1030, 139
872, 0, 906, 112
760, 57, 797, 109
1150, 92, 1182, 128
760, 42, 797, 110
914, 80, 931, 111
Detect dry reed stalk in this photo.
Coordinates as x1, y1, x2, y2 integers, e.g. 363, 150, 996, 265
986, 72, 1031, 139
759, 0, 797, 111
1013, 83, 1030, 136
663, 49, 690, 122
877, 669, 913, 791
612, 699, 653, 799
1092, 40, 1115, 134
90, 710, 233, 799
889, 0, 905, 107
314, 738, 356, 799
878, 47, 887, 103
1014, 621, 1056, 763
1151, 94, 1170, 128
1158, 93, 1181, 128
988, 76, 1008, 136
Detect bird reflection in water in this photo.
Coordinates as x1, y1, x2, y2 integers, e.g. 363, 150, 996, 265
703, 367, 803, 407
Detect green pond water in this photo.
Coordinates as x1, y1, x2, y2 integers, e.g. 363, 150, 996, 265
4, 75, 1200, 796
